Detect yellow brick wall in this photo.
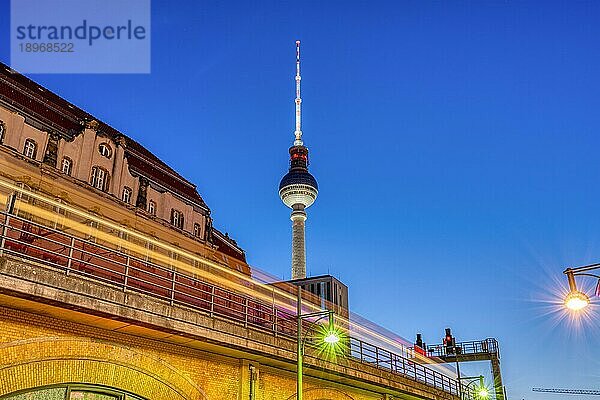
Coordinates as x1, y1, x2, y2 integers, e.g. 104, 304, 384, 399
0, 307, 386, 400
258, 367, 380, 400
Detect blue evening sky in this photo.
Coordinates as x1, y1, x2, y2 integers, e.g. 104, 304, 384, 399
1, 1, 598, 399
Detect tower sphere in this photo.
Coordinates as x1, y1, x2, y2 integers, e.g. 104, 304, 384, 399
279, 144, 318, 209
279, 169, 318, 208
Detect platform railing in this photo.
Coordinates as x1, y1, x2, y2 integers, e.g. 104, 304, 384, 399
427, 338, 499, 358
349, 338, 461, 394
0, 206, 469, 399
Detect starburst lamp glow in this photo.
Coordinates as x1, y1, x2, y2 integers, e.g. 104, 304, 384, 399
565, 290, 590, 311
477, 387, 489, 398
323, 331, 340, 344
563, 268, 591, 311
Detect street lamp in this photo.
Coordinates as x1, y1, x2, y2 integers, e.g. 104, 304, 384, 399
477, 387, 490, 399
563, 264, 600, 311
296, 286, 341, 400
565, 290, 589, 311
323, 331, 340, 344
459, 376, 489, 400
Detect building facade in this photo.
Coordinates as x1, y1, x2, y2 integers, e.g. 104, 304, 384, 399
0, 62, 247, 275
291, 275, 349, 311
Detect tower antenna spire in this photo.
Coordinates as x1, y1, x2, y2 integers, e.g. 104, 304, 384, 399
294, 40, 303, 146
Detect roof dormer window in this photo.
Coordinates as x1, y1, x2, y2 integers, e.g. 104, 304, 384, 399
98, 143, 112, 158
148, 200, 156, 216
122, 186, 132, 204
23, 139, 37, 159
170, 209, 184, 230
61, 157, 73, 175
90, 166, 109, 192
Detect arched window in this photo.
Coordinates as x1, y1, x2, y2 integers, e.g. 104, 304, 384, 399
117, 227, 129, 252
23, 138, 37, 159
98, 142, 112, 158
170, 208, 184, 229
122, 186, 132, 203
90, 166, 109, 192
61, 157, 73, 175
193, 223, 201, 237
148, 200, 156, 216
86, 219, 99, 243
52, 198, 67, 230
0, 120, 5, 144
144, 240, 155, 264
2, 384, 147, 400
15, 182, 34, 221
168, 250, 179, 267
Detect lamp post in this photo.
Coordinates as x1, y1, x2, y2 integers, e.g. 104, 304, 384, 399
296, 286, 339, 400
563, 263, 600, 311
453, 346, 462, 400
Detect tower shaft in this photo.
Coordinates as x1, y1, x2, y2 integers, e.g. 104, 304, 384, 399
291, 208, 307, 279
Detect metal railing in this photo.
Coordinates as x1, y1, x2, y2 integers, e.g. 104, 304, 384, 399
427, 339, 499, 358
350, 338, 461, 394
0, 206, 469, 399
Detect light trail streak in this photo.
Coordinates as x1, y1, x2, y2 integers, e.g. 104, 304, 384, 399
16, 200, 286, 308
0, 178, 284, 302
0, 177, 454, 375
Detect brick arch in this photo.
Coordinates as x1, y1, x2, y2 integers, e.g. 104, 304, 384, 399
286, 387, 356, 400
0, 337, 207, 400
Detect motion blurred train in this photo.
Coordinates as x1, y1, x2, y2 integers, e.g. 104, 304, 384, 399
0, 61, 301, 336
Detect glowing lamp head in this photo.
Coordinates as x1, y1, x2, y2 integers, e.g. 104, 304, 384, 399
565, 290, 590, 311
477, 388, 489, 398
323, 331, 340, 344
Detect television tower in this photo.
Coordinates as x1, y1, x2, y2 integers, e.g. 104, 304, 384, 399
279, 41, 318, 280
